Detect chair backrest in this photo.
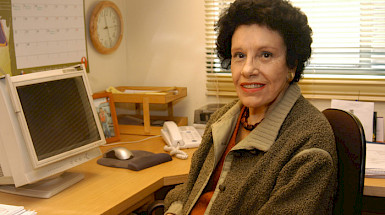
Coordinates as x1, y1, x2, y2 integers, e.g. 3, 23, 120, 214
322, 108, 366, 215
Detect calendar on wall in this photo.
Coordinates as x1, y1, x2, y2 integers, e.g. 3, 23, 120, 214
0, 0, 88, 76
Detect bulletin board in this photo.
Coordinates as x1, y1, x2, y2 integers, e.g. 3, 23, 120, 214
0, 0, 88, 76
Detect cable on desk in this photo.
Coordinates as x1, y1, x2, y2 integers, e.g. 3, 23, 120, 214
100, 135, 161, 147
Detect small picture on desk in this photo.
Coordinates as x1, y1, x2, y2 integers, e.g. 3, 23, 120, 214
93, 92, 120, 143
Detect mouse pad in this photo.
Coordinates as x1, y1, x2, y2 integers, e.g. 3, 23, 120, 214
97, 150, 172, 171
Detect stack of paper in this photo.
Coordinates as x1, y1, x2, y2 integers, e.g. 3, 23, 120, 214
366, 143, 385, 178
0, 204, 36, 215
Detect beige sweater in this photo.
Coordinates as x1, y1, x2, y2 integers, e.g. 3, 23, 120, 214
164, 84, 338, 215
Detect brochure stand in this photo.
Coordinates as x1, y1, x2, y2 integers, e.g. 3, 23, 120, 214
109, 86, 187, 135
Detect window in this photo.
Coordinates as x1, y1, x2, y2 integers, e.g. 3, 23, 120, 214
205, 0, 385, 101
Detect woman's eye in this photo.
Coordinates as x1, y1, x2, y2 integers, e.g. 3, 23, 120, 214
261, 52, 272, 58
233, 52, 245, 59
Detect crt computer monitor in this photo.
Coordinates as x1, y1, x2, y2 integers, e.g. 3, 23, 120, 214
0, 66, 105, 198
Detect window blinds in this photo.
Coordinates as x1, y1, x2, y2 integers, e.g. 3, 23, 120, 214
205, 0, 232, 74
297, 0, 385, 76
205, 0, 385, 101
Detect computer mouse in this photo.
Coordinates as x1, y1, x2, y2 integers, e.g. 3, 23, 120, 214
104, 147, 134, 160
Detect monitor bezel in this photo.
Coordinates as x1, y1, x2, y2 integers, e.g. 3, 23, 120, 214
5, 68, 105, 169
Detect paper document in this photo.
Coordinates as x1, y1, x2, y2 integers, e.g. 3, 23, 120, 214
366, 143, 385, 177
0, 204, 36, 215
331, 99, 374, 142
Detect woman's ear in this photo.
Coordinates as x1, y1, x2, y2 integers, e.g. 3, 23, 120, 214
287, 58, 297, 82
287, 71, 295, 82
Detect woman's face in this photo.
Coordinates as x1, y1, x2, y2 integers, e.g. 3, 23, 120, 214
231, 24, 295, 113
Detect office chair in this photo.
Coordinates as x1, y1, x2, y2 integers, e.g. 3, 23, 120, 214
322, 108, 366, 215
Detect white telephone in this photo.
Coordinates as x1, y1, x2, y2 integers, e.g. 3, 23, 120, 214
161, 121, 202, 159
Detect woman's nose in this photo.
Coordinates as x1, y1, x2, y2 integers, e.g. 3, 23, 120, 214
241, 57, 259, 77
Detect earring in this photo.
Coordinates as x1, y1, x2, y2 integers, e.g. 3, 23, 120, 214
287, 72, 294, 82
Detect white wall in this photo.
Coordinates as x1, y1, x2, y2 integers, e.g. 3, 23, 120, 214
84, 0, 129, 92
124, 0, 210, 122
85, 0, 212, 124
84, 0, 384, 138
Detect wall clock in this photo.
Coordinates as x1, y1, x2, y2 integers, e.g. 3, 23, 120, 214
90, 1, 123, 54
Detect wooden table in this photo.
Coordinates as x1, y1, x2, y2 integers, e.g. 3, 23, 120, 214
363, 178, 385, 214
0, 135, 194, 215
364, 177, 385, 197
1, 134, 384, 214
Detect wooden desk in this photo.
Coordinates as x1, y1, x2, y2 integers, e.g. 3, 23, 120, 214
1, 134, 385, 214
0, 135, 195, 215
364, 177, 385, 197
363, 178, 385, 214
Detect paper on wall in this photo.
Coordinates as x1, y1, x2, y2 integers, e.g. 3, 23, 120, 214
331, 99, 374, 142
11, 0, 86, 69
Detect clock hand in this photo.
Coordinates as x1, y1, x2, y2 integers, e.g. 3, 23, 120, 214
103, 13, 112, 47
103, 14, 109, 30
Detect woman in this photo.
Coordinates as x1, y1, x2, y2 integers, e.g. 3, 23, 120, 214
165, 0, 337, 214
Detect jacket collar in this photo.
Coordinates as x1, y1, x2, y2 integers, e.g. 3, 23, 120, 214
211, 83, 301, 156
233, 83, 301, 152
211, 101, 243, 162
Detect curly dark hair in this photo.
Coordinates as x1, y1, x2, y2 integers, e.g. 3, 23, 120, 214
216, 0, 312, 82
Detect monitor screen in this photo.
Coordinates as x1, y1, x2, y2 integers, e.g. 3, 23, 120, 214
16, 76, 101, 162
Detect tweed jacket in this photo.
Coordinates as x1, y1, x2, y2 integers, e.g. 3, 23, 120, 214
164, 84, 338, 215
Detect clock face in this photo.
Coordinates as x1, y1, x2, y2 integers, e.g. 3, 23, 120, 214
90, 1, 123, 54
96, 7, 121, 48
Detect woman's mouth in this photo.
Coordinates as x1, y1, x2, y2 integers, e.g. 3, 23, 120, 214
240, 83, 265, 92
242, 83, 264, 89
